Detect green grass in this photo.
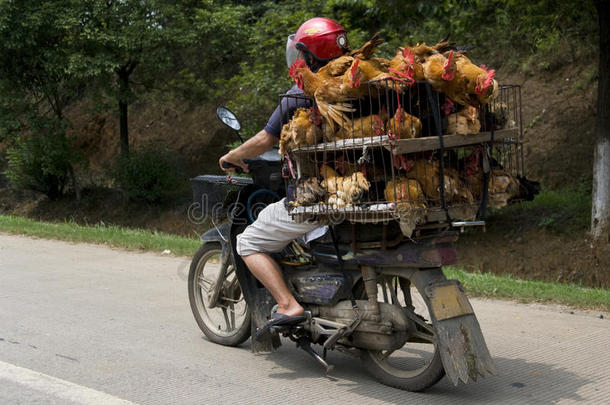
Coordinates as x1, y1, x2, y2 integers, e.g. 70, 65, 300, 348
0, 214, 201, 256
444, 267, 609, 312
488, 187, 591, 235
1, 214, 607, 311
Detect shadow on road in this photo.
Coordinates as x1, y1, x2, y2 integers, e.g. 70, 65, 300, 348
262, 345, 590, 404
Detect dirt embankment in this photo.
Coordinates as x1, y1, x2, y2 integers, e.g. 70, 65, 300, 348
67, 99, 233, 181
499, 64, 598, 188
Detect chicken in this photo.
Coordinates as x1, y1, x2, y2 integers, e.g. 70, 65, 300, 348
434, 50, 470, 105
341, 57, 393, 97
406, 159, 474, 204
452, 52, 498, 106
320, 54, 355, 77
388, 107, 422, 139
410, 39, 460, 93
387, 46, 425, 82
385, 177, 426, 205
278, 107, 321, 155
420, 51, 455, 95
411, 39, 456, 60
446, 105, 481, 135
465, 169, 520, 209
289, 59, 356, 132
384, 177, 427, 237
320, 164, 370, 208
295, 177, 326, 206
330, 112, 386, 141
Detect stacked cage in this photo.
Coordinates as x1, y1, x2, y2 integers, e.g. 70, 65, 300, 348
280, 79, 524, 238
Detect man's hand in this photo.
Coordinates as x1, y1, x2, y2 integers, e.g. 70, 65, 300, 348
218, 129, 278, 173
219, 152, 249, 173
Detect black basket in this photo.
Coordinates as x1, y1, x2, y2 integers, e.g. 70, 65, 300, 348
191, 175, 253, 219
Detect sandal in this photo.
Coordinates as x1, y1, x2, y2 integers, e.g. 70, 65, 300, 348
253, 312, 306, 341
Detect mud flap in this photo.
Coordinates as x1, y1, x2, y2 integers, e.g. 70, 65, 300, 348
425, 280, 495, 385
410, 269, 495, 386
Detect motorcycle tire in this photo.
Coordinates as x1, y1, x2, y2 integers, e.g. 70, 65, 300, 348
359, 276, 445, 392
188, 243, 251, 346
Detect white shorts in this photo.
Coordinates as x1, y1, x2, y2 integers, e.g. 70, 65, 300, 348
236, 199, 323, 256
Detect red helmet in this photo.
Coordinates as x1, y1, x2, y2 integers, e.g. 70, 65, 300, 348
286, 17, 348, 68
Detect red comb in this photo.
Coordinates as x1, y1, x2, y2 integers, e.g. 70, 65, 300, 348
483, 69, 496, 89
288, 59, 307, 78
441, 51, 454, 81
402, 47, 415, 66
443, 50, 454, 70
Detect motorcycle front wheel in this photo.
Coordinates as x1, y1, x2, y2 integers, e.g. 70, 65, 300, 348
359, 275, 445, 392
188, 243, 251, 346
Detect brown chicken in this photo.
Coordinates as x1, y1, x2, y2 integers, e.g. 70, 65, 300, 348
320, 164, 370, 208
406, 159, 474, 204
341, 57, 393, 97
452, 51, 498, 106
330, 111, 387, 141
387, 46, 425, 82
385, 176, 427, 237
289, 59, 355, 132
465, 169, 520, 209
278, 107, 321, 155
385, 177, 426, 205
388, 107, 422, 139
446, 105, 481, 135
411, 39, 456, 60
420, 51, 455, 94
411, 39, 459, 91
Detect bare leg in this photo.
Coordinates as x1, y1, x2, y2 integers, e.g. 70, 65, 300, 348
242, 252, 304, 317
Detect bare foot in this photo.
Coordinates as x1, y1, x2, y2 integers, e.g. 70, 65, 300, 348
276, 301, 304, 317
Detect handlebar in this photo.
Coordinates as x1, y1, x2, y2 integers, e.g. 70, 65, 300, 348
221, 161, 244, 174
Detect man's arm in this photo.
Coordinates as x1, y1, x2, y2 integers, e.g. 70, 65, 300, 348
219, 129, 279, 172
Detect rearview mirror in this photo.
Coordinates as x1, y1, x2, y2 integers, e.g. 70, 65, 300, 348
216, 106, 241, 131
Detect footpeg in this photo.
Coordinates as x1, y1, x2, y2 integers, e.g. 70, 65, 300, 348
295, 337, 334, 374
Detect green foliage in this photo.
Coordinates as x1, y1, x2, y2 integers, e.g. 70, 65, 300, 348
112, 143, 183, 203
4, 119, 80, 198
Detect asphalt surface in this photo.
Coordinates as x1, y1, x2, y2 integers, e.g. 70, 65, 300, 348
0, 234, 608, 404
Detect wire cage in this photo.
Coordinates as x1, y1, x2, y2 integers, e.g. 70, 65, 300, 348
279, 80, 524, 237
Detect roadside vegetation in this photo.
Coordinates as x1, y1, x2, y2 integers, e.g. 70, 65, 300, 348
1, 214, 607, 311
0, 215, 200, 257
488, 186, 592, 235
444, 267, 609, 311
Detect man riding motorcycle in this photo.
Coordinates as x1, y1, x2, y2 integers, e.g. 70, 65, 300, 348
218, 17, 349, 335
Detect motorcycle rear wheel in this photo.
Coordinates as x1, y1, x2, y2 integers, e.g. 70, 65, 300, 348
188, 243, 251, 346
359, 276, 445, 392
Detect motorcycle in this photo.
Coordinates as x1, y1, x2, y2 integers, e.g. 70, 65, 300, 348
187, 107, 495, 392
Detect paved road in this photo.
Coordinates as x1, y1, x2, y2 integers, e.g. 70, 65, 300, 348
0, 234, 608, 404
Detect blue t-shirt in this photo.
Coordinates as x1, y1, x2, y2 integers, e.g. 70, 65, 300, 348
264, 85, 313, 138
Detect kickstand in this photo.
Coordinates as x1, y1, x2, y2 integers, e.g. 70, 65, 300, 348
295, 336, 334, 374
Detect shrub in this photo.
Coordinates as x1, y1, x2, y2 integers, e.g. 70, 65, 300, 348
4, 119, 79, 198
113, 143, 183, 203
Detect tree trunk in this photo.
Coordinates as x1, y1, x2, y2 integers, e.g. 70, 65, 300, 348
118, 68, 130, 157
592, 0, 610, 243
